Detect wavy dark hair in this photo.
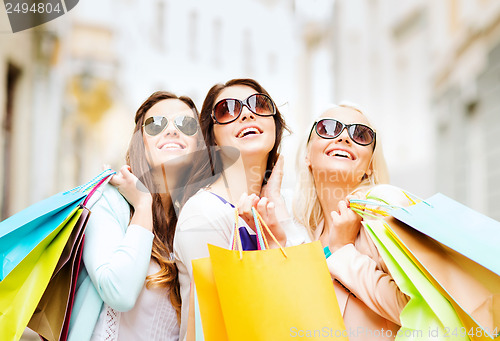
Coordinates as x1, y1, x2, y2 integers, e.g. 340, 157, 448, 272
125, 91, 201, 321
181, 78, 289, 204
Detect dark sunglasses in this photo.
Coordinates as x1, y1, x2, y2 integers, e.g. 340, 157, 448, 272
212, 93, 276, 125
307, 118, 376, 147
143, 115, 198, 136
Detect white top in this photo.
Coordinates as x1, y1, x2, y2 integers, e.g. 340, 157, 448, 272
173, 189, 309, 340
81, 184, 179, 341
91, 261, 179, 341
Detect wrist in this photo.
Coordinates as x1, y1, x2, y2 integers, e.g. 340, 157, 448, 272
133, 197, 153, 210
329, 242, 353, 253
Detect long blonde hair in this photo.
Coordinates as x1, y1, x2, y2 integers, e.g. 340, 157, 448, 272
293, 103, 390, 234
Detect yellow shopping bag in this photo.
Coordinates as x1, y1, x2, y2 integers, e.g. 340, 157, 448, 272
193, 208, 347, 341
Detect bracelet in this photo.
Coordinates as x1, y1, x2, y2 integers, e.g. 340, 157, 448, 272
323, 246, 332, 259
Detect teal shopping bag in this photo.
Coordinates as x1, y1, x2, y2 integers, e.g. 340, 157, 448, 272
0, 169, 114, 281
0, 191, 86, 281
0, 169, 114, 340
389, 193, 500, 276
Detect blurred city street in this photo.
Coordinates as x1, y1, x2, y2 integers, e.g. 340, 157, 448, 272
1, 1, 500, 338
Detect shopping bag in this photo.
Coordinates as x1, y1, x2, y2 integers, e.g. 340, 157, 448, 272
350, 188, 500, 340
0, 207, 81, 341
192, 207, 243, 341
186, 282, 206, 341
362, 219, 469, 341
0, 169, 114, 281
59, 234, 84, 341
27, 207, 89, 341
192, 256, 228, 341
389, 193, 500, 276
0, 169, 114, 341
384, 216, 499, 340
0, 192, 85, 281
195, 208, 347, 341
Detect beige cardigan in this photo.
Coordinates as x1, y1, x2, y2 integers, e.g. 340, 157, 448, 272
314, 223, 409, 340
314, 185, 411, 340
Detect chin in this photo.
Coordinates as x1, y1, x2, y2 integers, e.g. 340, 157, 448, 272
239, 145, 273, 158
156, 154, 194, 169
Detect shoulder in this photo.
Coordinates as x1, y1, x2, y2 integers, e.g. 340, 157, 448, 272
180, 189, 229, 213
88, 183, 130, 224
177, 189, 234, 231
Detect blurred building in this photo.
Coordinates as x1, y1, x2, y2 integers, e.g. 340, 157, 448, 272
2, 0, 500, 339
1, 2, 301, 338
1, 0, 306, 222
331, 0, 500, 220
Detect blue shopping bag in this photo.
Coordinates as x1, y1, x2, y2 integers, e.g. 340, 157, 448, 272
389, 192, 500, 276
0, 169, 115, 281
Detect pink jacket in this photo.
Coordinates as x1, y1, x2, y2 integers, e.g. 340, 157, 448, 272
314, 222, 409, 340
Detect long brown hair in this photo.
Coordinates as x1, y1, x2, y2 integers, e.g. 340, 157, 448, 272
126, 91, 201, 320
181, 78, 289, 203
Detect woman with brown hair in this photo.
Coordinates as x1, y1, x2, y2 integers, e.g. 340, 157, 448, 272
174, 78, 309, 340
69, 91, 204, 341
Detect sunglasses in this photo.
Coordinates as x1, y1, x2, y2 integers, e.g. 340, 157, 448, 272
308, 118, 376, 147
212, 93, 276, 125
143, 115, 198, 136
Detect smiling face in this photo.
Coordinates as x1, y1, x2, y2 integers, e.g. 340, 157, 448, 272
142, 98, 199, 170
212, 85, 276, 159
306, 106, 374, 185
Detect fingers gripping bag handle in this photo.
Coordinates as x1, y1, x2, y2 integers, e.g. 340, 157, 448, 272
251, 207, 287, 258
231, 206, 287, 258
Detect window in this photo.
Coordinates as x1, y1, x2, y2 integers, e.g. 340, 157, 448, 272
156, 0, 166, 51
243, 29, 254, 75
1, 63, 21, 219
189, 10, 198, 61
212, 18, 222, 67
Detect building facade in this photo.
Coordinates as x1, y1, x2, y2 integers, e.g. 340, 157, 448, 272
332, 0, 500, 220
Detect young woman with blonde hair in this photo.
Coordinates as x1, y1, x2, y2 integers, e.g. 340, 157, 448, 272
294, 103, 409, 340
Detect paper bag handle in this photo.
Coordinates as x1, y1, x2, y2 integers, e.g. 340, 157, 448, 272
231, 206, 287, 259
251, 207, 287, 258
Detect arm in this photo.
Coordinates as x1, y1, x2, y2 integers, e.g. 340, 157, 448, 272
326, 239, 409, 325
174, 192, 235, 340
83, 185, 154, 312
325, 199, 408, 324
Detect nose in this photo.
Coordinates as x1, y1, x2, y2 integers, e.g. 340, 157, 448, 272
239, 104, 256, 122
163, 121, 179, 136
335, 127, 351, 144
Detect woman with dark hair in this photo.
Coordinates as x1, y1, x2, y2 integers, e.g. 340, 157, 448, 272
174, 79, 309, 339
69, 91, 203, 341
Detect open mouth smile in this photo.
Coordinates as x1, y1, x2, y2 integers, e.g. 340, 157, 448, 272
326, 149, 355, 160
236, 126, 263, 138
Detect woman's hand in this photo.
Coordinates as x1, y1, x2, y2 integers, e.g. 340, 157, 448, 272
109, 166, 153, 232
328, 200, 362, 253
237, 192, 287, 248
110, 166, 152, 209
260, 155, 289, 222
